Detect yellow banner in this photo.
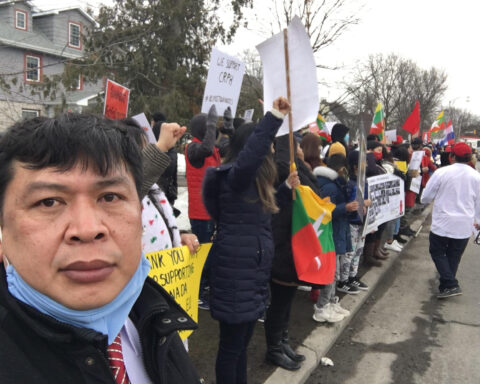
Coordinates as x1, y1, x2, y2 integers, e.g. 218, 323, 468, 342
146, 243, 212, 339
394, 160, 407, 173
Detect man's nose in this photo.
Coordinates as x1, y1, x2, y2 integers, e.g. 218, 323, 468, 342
65, 199, 107, 243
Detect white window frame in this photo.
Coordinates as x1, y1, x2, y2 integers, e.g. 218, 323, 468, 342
25, 55, 41, 83
15, 9, 27, 31
21, 109, 40, 120
73, 74, 83, 90
68, 22, 81, 49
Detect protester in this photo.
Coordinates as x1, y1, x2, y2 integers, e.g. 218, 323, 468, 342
0, 114, 200, 383
185, 106, 232, 310
312, 149, 358, 322
202, 98, 299, 384
300, 132, 324, 171
421, 142, 480, 299
265, 134, 319, 371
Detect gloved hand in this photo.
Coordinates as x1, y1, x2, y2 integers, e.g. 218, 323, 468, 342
207, 104, 218, 130
220, 107, 234, 136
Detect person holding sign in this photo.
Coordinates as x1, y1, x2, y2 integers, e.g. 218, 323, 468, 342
0, 114, 200, 383
202, 97, 299, 384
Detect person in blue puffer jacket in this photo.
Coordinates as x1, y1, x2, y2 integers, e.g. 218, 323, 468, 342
202, 97, 299, 384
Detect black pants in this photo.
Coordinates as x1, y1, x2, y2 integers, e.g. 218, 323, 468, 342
216, 320, 256, 384
429, 232, 469, 290
264, 281, 297, 346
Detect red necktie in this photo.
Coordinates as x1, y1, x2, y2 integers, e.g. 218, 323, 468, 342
107, 334, 131, 384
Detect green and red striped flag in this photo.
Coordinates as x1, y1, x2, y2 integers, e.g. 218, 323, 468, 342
291, 185, 336, 284
370, 102, 385, 141
429, 111, 446, 142
316, 113, 331, 142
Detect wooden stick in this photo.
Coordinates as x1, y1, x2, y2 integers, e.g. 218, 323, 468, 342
283, 28, 295, 200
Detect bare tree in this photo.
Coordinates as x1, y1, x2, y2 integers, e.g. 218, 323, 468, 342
444, 106, 480, 138
344, 53, 448, 136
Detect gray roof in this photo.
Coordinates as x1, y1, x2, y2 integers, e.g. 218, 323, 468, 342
0, 23, 84, 59
33, 7, 97, 26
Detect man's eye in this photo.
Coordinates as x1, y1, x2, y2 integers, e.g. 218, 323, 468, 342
40, 198, 57, 207
102, 193, 119, 202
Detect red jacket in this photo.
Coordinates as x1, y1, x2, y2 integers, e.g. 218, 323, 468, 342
185, 138, 221, 220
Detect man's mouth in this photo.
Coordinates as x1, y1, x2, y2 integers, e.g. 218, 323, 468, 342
61, 260, 115, 283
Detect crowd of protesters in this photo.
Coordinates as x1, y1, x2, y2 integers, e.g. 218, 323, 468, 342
0, 102, 479, 384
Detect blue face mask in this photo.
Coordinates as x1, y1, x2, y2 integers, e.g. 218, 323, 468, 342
344, 133, 350, 143
6, 255, 151, 344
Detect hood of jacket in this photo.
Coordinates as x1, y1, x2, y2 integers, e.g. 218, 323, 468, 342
189, 113, 208, 140
313, 165, 338, 181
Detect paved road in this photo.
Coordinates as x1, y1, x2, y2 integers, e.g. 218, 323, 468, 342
306, 216, 480, 384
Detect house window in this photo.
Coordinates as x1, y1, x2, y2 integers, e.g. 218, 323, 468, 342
15, 10, 27, 30
73, 74, 83, 90
21, 109, 40, 120
25, 55, 41, 82
68, 22, 81, 49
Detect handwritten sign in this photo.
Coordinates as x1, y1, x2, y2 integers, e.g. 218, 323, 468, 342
132, 113, 156, 144
104, 79, 130, 120
257, 16, 319, 137
201, 48, 245, 116
146, 243, 211, 339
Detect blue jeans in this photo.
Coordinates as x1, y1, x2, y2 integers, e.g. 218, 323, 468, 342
216, 321, 256, 384
429, 232, 469, 291
190, 219, 215, 300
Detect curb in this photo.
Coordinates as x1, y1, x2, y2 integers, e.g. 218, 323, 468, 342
263, 205, 433, 384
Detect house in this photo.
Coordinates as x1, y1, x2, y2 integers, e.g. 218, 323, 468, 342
0, 0, 102, 131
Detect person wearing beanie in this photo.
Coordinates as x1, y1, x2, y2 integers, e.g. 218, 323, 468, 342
323, 123, 349, 158
421, 142, 480, 299
329, 141, 347, 157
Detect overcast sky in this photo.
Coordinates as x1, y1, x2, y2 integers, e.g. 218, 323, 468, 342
32, 0, 480, 116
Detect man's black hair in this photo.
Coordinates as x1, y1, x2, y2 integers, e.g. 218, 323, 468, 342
451, 153, 472, 163
367, 134, 379, 142
152, 112, 166, 123
0, 113, 143, 218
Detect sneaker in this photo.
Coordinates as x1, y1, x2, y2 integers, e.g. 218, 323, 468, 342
198, 298, 210, 310
391, 240, 404, 249
330, 297, 350, 317
437, 286, 463, 299
349, 277, 369, 291
399, 227, 415, 237
337, 281, 360, 295
384, 241, 402, 252
312, 304, 344, 323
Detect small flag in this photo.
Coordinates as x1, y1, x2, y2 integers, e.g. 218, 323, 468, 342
291, 186, 336, 284
439, 120, 455, 146
429, 111, 446, 142
316, 113, 331, 142
370, 102, 385, 141
402, 101, 420, 135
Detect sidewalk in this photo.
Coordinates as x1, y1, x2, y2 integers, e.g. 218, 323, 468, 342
185, 196, 432, 383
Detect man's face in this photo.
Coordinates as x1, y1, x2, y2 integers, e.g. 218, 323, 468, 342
0, 162, 142, 310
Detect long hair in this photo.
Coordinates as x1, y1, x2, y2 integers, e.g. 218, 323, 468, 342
224, 122, 279, 213
300, 133, 323, 169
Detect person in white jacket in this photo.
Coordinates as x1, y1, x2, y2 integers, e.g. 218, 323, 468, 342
421, 142, 480, 299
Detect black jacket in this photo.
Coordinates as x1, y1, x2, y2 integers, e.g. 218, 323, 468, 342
0, 266, 201, 384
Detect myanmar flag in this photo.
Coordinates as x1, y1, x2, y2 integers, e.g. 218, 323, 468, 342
429, 111, 446, 142
316, 113, 331, 142
370, 102, 385, 141
292, 185, 336, 285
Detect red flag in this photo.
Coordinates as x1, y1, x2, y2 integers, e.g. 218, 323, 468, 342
402, 101, 420, 135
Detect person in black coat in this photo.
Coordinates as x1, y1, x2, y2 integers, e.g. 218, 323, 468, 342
202, 98, 299, 384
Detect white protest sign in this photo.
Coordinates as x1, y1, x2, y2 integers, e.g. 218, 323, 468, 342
243, 109, 254, 122
409, 175, 422, 194
256, 16, 319, 137
385, 129, 397, 143
132, 113, 156, 144
201, 48, 245, 116
363, 174, 405, 237
408, 150, 424, 170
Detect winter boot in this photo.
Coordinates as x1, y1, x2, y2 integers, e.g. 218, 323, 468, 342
266, 344, 301, 371
363, 241, 382, 267
282, 330, 305, 362
374, 239, 388, 260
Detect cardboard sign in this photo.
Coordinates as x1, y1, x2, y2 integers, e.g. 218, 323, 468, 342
256, 16, 319, 137
132, 113, 156, 144
362, 174, 405, 237
104, 79, 130, 120
201, 48, 245, 116
146, 243, 211, 340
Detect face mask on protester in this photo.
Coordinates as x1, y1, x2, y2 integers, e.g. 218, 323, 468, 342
374, 152, 383, 161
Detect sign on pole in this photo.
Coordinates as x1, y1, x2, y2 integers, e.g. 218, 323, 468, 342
256, 16, 319, 137
201, 48, 245, 116
132, 113, 156, 144
104, 79, 130, 120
